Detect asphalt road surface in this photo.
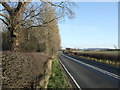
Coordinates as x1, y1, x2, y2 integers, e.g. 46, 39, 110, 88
58, 52, 120, 89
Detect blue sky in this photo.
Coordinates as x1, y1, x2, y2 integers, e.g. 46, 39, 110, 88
59, 2, 118, 49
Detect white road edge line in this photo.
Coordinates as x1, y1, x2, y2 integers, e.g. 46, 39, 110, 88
61, 52, 120, 80
58, 58, 82, 90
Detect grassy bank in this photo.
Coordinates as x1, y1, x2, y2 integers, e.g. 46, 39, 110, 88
47, 57, 70, 88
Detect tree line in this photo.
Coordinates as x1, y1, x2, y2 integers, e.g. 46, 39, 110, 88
0, 1, 75, 55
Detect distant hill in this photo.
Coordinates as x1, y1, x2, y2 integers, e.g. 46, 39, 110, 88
65, 48, 120, 51
81, 48, 111, 51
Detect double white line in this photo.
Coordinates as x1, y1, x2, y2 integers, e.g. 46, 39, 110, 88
61, 52, 120, 80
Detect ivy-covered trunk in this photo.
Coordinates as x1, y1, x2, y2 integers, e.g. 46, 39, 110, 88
9, 15, 22, 51
9, 27, 20, 51
0, 2, 29, 51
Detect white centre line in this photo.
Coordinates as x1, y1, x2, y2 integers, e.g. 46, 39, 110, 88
58, 58, 82, 90
61, 52, 120, 80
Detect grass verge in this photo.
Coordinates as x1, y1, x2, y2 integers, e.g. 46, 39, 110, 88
47, 56, 69, 88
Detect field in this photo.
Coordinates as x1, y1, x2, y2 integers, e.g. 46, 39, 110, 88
64, 50, 120, 67
71, 50, 119, 54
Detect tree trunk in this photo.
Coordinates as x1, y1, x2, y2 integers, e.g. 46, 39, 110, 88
9, 10, 24, 51
10, 32, 17, 51
9, 26, 20, 51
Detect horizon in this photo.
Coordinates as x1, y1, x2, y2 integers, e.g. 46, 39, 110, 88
61, 47, 117, 49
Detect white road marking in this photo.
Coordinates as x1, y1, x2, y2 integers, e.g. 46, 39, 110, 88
58, 58, 82, 90
61, 52, 120, 80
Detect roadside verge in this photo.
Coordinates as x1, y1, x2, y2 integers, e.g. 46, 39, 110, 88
47, 56, 71, 88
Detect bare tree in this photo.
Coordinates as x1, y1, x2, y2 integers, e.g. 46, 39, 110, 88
0, 1, 75, 51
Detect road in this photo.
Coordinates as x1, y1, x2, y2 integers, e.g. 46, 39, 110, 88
58, 52, 120, 89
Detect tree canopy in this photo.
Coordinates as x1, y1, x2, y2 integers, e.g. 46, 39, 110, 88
0, 1, 75, 54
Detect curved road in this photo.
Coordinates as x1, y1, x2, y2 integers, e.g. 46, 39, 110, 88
58, 52, 120, 89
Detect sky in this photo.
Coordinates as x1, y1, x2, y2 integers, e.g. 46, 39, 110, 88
58, 2, 118, 49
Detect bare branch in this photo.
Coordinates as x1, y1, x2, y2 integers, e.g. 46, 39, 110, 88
27, 24, 45, 29
0, 9, 6, 12
0, 13, 10, 20
26, 14, 62, 29
23, 5, 41, 21
14, 2, 23, 13
48, 2, 64, 8
0, 2, 12, 14
15, 1, 31, 16
0, 18, 8, 26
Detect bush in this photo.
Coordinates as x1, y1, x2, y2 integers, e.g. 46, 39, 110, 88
2, 51, 49, 88
37, 43, 46, 52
